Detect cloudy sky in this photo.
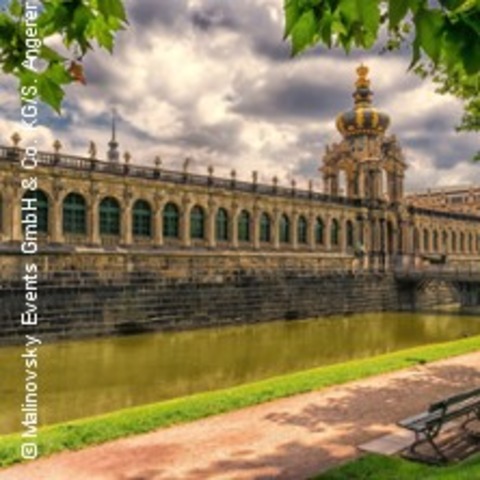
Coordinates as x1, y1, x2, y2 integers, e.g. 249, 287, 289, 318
0, 0, 478, 192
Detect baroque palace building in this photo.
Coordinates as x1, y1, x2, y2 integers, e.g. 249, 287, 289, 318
0, 65, 479, 271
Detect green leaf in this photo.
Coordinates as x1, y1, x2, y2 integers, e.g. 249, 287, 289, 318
359, 0, 380, 34
388, 0, 409, 28
45, 62, 72, 85
37, 74, 65, 113
290, 9, 319, 55
439, 0, 470, 10
318, 8, 334, 46
408, 35, 422, 70
97, 0, 127, 22
414, 8, 446, 64
88, 16, 115, 52
40, 45, 66, 63
408, 0, 424, 14
9, 0, 22, 17
284, 0, 301, 39
462, 39, 480, 74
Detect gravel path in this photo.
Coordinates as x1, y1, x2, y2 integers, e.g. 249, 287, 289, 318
1, 352, 479, 480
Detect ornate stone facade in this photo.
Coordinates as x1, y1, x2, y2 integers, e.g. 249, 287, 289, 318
407, 186, 480, 216
0, 66, 479, 272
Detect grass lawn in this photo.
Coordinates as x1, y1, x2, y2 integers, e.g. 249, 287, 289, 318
0, 335, 479, 468
313, 453, 480, 480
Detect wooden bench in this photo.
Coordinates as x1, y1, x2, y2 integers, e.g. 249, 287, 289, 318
398, 387, 480, 463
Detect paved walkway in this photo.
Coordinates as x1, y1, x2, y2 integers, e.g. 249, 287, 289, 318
1, 352, 480, 480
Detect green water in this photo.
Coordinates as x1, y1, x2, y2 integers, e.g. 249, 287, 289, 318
1, 312, 480, 435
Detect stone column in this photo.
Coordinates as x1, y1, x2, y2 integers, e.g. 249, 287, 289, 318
181, 197, 191, 247
89, 194, 100, 245
252, 205, 260, 250
272, 208, 280, 250
231, 203, 239, 248
308, 212, 316, 250
51, 195, 64, 243
153, 194, 163, 247
207, 199, 216, 248
8, 183, 23, 242
121, 196, 133, 246
292, 211, 298, 250
325, 214, 332, 251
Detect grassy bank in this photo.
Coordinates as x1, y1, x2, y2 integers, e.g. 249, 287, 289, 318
314, 453, 480, 480
1, 335, 479, 468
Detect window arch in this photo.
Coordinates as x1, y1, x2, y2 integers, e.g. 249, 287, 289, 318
23, 189, 49, 233
238, 210, 250, 242
460, 232, 465, 253
442, 231, 448, 252
432, 230, 439, 252
468, 232, 474, 253
100, 197, 121, 235
423, 228, 430, 252
190, 205, 205, 240
132, 200, 152, 237
216, 208, 229, 242
330, 218, 340, 247
163, 202, 180, 238
346, 220, 355, 248
279, 214, 290, 243
297, 215, 308, 244
451, 231, 457, 253
413, 227, 420, 251
63, 192, 86, 234
260, 212, 271, 243
315, 217, 324, 245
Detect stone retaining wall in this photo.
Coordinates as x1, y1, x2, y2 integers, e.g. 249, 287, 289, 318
0, 250, 460, 345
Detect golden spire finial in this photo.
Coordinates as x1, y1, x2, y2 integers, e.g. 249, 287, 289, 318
355, 64, 370, 88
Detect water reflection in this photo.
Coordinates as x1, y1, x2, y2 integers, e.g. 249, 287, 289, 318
1, 312, 479, 434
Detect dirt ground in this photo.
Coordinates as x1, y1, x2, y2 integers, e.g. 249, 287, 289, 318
1, 351, 479, 480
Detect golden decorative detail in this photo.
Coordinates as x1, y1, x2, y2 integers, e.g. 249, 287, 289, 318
371, 110, 379, 127
356, 108, 365, 128
355, 64, 370, 88
53, 139, 62, 153
11, 132, 21, 146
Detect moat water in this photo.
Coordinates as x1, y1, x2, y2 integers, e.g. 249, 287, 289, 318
1, 311, 480, 435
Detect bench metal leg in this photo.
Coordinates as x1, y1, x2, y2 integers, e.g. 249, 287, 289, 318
408, 427, 447, 464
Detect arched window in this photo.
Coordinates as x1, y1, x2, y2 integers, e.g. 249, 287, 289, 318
238, 210, 250, 242
423, 228, 430, 252
216, 208, 229, 242
460, 232, 465, 253
297, 215, 308, 244
63, 192, 86, 234
432, 230, 439, 252
468, 233, 474, 253
132, 200, 152, 237
279, 214, 290, 243
315, 217, 324, 245
260, 212, 271, 243
100, 197, 121, 235
190, 205, 205, 240
330, 218, 340, 247
23, 189, 49, 233
413, 228, 420, 251
451, 231, 457, 253
346, 220, 354, 248
163, 202, 180, 238
442, 231, 448, 251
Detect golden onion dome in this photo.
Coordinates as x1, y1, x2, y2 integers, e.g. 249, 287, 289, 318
336, 65, 390, 138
